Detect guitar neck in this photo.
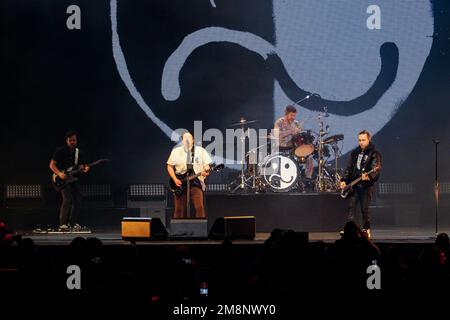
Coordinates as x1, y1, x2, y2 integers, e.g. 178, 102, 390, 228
350, 177, 363, 187
350, 169, 375, 186
186, 164, 221, 181
69, 160, 103, 174
187, 168, 212, 181
187, 172, 202, 181
87, 160, 103, 167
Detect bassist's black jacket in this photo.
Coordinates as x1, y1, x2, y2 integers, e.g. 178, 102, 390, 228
341, 142, 381, 188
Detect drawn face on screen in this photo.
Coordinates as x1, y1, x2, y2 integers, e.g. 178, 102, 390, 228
262, 154, 298, 191
111, 0, 433, 157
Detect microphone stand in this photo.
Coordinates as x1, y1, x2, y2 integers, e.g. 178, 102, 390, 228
315, 105, 329, 192
433, 139, 440, 236
185, 146, 194, 218
231, 120, 252, 193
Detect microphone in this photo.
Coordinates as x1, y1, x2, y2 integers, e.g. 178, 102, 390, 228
432, 139, 440, 144
182, 139, 189, 152
185, 144, 194, 172
294, 94, 312, 105
183, 136, 194, 151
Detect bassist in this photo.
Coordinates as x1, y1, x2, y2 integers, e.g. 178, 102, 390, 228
49, 130, 89, 231
167, 132, 212, 218
340, 130, 381, 239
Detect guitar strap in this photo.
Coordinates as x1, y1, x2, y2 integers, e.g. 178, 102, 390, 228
74, 148, 79, 166
362, 149, 375, 172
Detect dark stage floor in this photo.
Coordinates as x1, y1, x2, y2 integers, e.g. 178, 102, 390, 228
21, 228, 448, 246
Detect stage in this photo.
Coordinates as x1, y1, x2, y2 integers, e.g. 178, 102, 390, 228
21, 228, 445, 246
3, 191, 448, 244
1, 192, 351, 233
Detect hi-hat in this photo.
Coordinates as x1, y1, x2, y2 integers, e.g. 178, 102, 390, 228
230, 118, 258, 127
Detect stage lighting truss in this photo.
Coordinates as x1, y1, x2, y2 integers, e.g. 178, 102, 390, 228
129, 184, 166, 198
80, 184, 112, 199
377, 183, 413, 195
206, 183, 230, 193
5, 184, 42, 199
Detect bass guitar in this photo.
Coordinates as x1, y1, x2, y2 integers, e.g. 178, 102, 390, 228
340, 167, 378, 199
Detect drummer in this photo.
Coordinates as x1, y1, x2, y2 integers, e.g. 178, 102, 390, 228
273, 105, 314, 180
273, 105, 303, 152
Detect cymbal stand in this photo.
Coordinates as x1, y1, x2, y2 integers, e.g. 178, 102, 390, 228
331, 142, 342, 188
316, 114, 326, 192
246, 144, 265, 190
231, 122, 252, 193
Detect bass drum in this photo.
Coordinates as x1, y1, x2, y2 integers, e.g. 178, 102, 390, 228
259, 153, 298, 192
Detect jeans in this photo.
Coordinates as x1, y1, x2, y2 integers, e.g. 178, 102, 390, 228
347, 185, 373, 230
59, 183, 82, 226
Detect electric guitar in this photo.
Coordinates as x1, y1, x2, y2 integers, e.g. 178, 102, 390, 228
340, 167, 378, 199
51, 159, 109, 191
169, 163, 224, 196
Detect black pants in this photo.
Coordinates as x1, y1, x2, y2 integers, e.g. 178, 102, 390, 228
59, 183, 82, 226
347, 186, 373, 230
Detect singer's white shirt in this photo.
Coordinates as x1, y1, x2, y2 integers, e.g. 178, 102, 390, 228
167, 145, 212, 181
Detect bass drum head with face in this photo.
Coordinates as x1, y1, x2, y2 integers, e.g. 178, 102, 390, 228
259, 153, 298, 192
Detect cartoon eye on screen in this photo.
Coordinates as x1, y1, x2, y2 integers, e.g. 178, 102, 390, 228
111, 0, 433, 160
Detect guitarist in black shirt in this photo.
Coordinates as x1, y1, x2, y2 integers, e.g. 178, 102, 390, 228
49, 130, 90, 231
340, 130, 381, 239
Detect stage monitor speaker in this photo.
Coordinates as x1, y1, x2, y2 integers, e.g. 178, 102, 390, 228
170, 219, 207, 239
121, 217, 168, 241
208, 216, 255, 240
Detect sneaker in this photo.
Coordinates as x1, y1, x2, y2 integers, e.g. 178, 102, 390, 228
72, 224, 92, 233
72, 224, 82, 232
58, 224, 70, 232
33, 227, 44, 234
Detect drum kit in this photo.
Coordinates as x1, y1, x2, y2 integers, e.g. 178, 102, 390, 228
229, 112, 345, 193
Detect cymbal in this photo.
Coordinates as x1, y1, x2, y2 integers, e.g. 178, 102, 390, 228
261, 134, 279, 140
323, 134, 344, 144
230, 118, 258, 127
